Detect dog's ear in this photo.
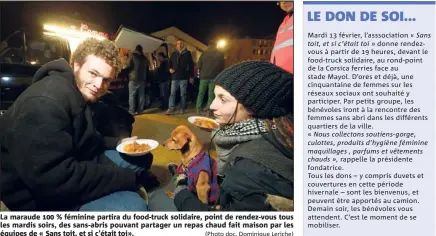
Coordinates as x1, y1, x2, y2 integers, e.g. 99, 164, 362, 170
175, 131, 191, 149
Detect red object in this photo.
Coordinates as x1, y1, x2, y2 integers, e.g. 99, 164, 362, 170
271, 15, 294, 74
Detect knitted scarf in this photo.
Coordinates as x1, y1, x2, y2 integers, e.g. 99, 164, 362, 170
211, 119, 268, 174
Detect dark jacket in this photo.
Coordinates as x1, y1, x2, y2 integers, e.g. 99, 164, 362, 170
91, 92, 135, 143
157, 58, 171, 83
174, 134, 294, 211
197, 47, 225, 80
0, 59, 138, 211
169, 48, 194, 80
127, 50, 149, 82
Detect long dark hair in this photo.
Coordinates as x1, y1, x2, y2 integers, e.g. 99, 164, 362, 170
266, 114, 293, 151
255, 114, 293, 159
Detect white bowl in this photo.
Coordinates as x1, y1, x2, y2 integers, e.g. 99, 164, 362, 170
188, 116, 220, 132
116, 139, 159, 156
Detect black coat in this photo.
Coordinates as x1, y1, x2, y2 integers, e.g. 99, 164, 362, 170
0, 59, 138, 211
126, 50, 149, 82
169, 49, 194, 80
157, 58, 171, 83
197, 47, 225, 80
174, 134, 293, 211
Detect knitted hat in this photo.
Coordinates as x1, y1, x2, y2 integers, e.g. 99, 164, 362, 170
214, 61, 293, 118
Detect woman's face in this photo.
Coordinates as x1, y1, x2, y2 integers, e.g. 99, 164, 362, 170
209, 85, 251, 125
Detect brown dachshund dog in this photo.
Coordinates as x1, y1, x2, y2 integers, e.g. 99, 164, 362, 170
163, 125, 214, 204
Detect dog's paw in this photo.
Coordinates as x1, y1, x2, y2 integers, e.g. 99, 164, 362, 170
176, 174, 187, 186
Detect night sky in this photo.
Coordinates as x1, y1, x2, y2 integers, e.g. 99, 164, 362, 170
0, 1, 285, 44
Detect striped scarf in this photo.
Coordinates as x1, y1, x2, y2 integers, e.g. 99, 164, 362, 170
212, 119, 268, 174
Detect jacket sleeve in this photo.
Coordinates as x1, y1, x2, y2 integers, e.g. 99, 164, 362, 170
169, 53, 175, 70
145, 58, 151, 83
7, 97, 138, 207
125, 54, 134, 71
197, 54, 203, 70
188, 52, 194, 77
160, 61, 170, 80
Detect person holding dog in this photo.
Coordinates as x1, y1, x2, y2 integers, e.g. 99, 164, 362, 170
173, 61, 294, 211
0, 38, 156, 211
147, 124, 219, 211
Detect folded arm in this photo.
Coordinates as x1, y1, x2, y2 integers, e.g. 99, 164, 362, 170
196, 171, 210, 204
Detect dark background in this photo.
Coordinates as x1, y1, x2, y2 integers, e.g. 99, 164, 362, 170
1, 1, 285, 43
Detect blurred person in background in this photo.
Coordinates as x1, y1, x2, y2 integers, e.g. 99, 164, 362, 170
157, 52, 171, 111
271, 1, 294, 74
126, 44, 150, 115
166, 39, 194, 115
196, 40, 225, 117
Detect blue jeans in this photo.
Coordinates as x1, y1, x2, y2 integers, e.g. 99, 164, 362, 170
148, 175, 178, 211
128, 81, 145, 114
168, 80, 188, 110
79, 150, 149, 211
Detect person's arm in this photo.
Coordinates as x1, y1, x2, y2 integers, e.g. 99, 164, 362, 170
168, 53, 176, 74
8, 97, 137, 208
169, 53, 174, 70
188, 52, 194, 78
218, 53, 225, 71
145, 57, 151, 85
164, 60, 172, 78
156, 61, 163, 75
197, 54, 203, 71
125, 53, 134, 71
92, 102, 134, 149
